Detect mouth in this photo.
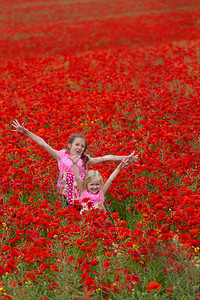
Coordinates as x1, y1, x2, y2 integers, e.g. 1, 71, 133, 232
76, 150, 82, 155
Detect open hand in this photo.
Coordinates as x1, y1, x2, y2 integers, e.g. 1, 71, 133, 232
12, 119, 25, 133
128, 151, 138, 163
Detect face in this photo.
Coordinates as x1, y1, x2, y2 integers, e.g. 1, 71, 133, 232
68, 137, 86, 156
87, 178, 101, 194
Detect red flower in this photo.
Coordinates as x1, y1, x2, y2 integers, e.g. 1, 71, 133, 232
189, 229, 199, 235
90, 258, 99, 266
142, 213, 150, 220
87, 242, 98, 252
155, 203, 164, 210
48, 282, 59, 290
1, 245, 12, 253
73, 199, 81, 206
76, 239, 85, 247
87, 201, 94, 209
83, 276, 96, 288
166, 286, 173, 295
82, 197, 90, 203
28, 196, 34, 203
50, 262, 60, 272
80, 245, 87, 251
146, 281, 162, 292
140, 247, 149, 255
6, 259, 18, 272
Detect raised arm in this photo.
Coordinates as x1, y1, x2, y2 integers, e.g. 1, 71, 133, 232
88, 151, 138, 165
70, 156, 84, 194
101, 158, 128, 195
12, 119, 60, 161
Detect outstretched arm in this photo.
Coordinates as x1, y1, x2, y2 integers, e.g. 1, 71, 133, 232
101, 158, 128, 195
12, 119, 60, 161
70, 156, 84, 194
88, 151, 138, 165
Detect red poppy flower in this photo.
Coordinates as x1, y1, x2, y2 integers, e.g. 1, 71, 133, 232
1, 245, 12, 253
87, 201, 94, 209
82, 197, 90, 203
80, 245, 87, 251
146, 281, 162, 292
166, 286, 173, 295
189, 229, 199, 235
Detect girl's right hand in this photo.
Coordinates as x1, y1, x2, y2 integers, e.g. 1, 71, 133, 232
12, 119, 25, 133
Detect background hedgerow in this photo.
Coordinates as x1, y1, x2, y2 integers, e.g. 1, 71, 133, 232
0, 0, 200, 299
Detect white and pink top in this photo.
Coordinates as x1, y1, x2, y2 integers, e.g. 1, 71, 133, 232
80, 189, 106, 213
57, 149, 90, 205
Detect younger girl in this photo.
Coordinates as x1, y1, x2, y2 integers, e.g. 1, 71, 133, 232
12, 119, 138, 206
71, 155, 128, 213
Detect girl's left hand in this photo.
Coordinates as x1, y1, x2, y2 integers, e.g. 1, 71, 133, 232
128, 151, 138, 163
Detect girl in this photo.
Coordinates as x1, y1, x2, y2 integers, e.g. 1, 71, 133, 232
12, 119, 138, 206
71, 155, 128, 213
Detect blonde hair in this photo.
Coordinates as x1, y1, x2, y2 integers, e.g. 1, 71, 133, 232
83, 170, 103, 190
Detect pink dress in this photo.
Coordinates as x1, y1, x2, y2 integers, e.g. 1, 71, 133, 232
80, 190, 106, 213
57, 149, 90, 205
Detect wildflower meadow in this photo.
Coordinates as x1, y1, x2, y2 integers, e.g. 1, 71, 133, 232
0, 0, 200, 299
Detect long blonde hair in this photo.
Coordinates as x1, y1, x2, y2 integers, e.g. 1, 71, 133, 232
83, 170, 103, 190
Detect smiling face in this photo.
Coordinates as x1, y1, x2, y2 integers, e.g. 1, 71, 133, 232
83, 170, 103, 192
68, 137, 86, 156
87, 178, 101, 194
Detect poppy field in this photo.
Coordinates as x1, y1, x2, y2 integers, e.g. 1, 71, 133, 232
1, 0, 200, 299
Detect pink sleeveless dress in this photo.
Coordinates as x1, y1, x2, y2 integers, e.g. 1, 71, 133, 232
80, 190, 106, 213
57, 149, 90, 205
